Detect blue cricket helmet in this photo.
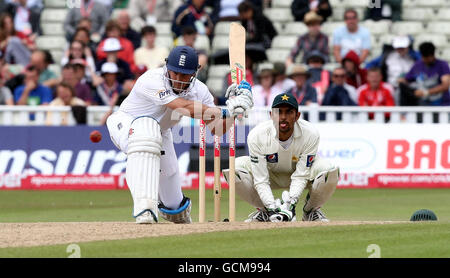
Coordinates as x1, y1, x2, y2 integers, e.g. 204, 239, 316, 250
166, 46, 199, 75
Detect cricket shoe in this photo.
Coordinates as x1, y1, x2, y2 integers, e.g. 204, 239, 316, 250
135, 209, 158, 224
302, 208, 329, 222
245, 208, 270, 222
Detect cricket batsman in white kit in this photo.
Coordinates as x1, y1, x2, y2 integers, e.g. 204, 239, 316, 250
106, 46, 254, 224
223, 93, 339, 222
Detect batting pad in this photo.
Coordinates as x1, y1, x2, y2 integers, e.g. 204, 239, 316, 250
127, 116, 163, 218
304, 166, 339, 213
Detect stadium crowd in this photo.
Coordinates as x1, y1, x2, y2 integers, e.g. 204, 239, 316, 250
0, 0, 449, 125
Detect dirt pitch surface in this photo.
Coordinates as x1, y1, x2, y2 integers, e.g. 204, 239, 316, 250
0, 221, 408, 248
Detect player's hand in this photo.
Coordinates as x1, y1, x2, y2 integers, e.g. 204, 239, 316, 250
225, 80, 252, 98
266, 197, 294, 222
226, 93, 253, 118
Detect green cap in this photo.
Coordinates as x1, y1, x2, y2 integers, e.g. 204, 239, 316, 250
271, 93, 299, 110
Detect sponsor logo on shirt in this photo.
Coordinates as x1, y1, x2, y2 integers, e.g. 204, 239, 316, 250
158, 90, 171, 99
265, 153, 278, 163
250, 155, 259, 163
129, 128, 134, 137
306, 154, 315, 167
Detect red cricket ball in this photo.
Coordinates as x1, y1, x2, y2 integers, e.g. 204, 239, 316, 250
90, 130, 102, 143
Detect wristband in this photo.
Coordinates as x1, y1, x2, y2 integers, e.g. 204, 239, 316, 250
423, 90, 429, 97
221, 108, 230, 119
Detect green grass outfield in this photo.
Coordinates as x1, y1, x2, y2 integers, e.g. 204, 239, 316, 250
0, 188, 449, 257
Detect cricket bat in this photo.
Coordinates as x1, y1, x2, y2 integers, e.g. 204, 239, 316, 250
228, 22, 246, 222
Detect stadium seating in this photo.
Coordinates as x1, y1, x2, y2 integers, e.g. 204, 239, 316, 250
402, 8, 435, 21
155, 35, 174, 50
206, 78, 224, 97
266, 48, 291, 63
154, 22, 172, 36
283, 22, 308, 36
391, 21, 425, 36
263, 8, 294, 23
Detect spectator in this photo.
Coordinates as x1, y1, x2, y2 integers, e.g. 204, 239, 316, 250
179, 26, 208, 82
366, 36, 419, 104
96, 20, 137, 73
0, 13, 31, 65
342, 50, 367, 89
29, 50, 58, 88
306, 50, 330, 104
134, 25, 169, 70
322, 67, 357, 106
72, 27, 97, 60
285, 64, 317, 106
62, 40, 97, 81
5, 0, 42, 36
291, 0, 332, 23
61, 62, 94, 105
399, 42, 450, 106
238, 1, 277, 49
172, 0, 214, 38
210, 0, 244, 23
286, 11, 328, 66
45, 82, 86, 125
94, 62, 123, 106
129, 0, 182, 30
0, 83, 13, 105
333, 8, 371, 64
365, 0, 402, 22
116, 10, 141, 50
96, 38, 134, 85
64, 0, 109, 42
271, 62, 295, 95
357, 67, 395, 120
14, 64, 52, 105
253, 67, 276, 107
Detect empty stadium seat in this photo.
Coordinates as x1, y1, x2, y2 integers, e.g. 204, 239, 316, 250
155, 35, 174, 49
36, 36, 67, 50
427, 22, 450, 35
41, 23, 64, 36
206, 78, 224, 97
402, 8, 435, 21
212, 35, 229, 52
49, 64, 61, 77
271, 35, 298, 49
436, 8, 450, 20
361, 20, 391, 35
41, 9, 68, 23
271, 0, 293, 8
266, 48, 291, 63
44, 0, 67, 8
440, 48, 450, 61
391, 22, 425, 36
263, 8, 294, 23
415, 0, 447, 7
414, 34, 448, 49
7, 64, 24, 75
50, 50, 63, 64
323, 62, 340, 72
343, 0, 369, 7
194, 35, 211, 54
283, 22, 308, 35
208, 65, 230, 79
155, 22, 172, 36
330, 7, 346, 21
378, 34, 397, 47
214, 21, 232, 35
321, 22, 344, 36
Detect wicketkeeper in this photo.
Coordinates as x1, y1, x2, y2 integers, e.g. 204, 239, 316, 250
223, 93, 339, 222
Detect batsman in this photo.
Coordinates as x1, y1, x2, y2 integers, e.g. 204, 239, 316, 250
106, 46, 253, 224
223, 93, 339, 222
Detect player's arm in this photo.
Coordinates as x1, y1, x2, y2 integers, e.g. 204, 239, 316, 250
248, 135, 277, 209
